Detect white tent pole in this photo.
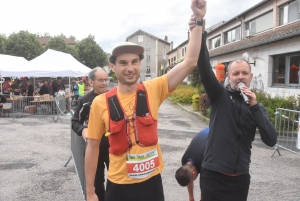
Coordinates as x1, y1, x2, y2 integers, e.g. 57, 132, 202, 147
0, 72, 3, 94
69, 76, 71, 111
33, 77, 35, 95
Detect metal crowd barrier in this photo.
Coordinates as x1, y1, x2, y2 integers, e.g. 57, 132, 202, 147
70, 128, 87, 201
272, 108, 300, 157
6, 95, 72, 119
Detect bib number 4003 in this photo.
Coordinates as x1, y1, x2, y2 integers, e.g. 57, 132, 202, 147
133, 159, 155, 172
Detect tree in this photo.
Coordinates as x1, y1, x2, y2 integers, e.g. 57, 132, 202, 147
6, 31, 43, 60
76, 35, 108, 68
0, 34, 7, 54
44, 32, 51, 37
45, 36, 67, 52
66, 45, 79, 60
69, 35, 76, 42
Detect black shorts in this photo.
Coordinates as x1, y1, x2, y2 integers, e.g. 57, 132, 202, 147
105, 174, 164, 201
200, 168, 250, 201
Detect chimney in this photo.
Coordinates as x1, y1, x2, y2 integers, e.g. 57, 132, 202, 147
164, 35, 168, 42
170, 41, 173, 50
188, 30, 190, 40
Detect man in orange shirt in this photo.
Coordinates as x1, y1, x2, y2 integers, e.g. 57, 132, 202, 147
85, 1, 207, 200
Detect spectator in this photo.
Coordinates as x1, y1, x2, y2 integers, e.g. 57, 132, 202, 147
20, 80, 27, 96
77, 80, 85, 98
3, 79, 11, 94
39, 80, 50, 95
71, 80, 79, 105
72, 67, 109, 200
10, 79, 20, 95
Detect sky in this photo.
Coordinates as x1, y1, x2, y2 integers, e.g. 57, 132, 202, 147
0, 0, 263, 53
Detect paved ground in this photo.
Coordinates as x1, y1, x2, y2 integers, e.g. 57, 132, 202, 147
1, 99, 300, 201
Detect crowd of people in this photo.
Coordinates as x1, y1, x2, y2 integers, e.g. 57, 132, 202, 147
1, 77, 90, 99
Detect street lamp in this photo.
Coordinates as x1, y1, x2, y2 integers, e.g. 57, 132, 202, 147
242, 52, 256, 66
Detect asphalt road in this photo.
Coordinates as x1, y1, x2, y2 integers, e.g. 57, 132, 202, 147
1, 99, 300, 201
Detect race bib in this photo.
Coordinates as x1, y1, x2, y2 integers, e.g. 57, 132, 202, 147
126, 148, 160, 179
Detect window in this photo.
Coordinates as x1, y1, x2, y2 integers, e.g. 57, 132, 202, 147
146, 65, 150, 73
138, 35, 143, 42
246, 11, 273, 35
182, 47, 185, 57
280, 1, 300, 25
147, 54, 150, 61
209, 35, 221, 49
225, 27, 241, 44
273, 53, 300, 86
146, 43, 150, 50
173, 56, 176, 62
163, 49, 166, 60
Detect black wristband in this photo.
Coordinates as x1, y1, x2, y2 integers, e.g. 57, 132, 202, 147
195, 20, 203, 26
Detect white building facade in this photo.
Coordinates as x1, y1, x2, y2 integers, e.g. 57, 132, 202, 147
206, 0, 300, 96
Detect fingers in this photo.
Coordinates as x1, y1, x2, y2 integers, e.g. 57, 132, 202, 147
188, 15, 196, 30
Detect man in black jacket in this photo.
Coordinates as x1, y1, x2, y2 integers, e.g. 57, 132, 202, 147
39, 80, 50, 95
193, 26, 277, 200
71, 67, 109, 201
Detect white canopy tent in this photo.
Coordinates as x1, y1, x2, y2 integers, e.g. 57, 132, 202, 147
1, 49, 91, 77
0, 54, 28, 94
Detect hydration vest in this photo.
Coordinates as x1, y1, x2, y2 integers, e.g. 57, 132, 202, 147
106, 84, 158, 155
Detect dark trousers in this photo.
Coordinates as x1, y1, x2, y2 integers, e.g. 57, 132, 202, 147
105, 174, 164, 201
200, 168, 250, 201
95, 136, 109, 201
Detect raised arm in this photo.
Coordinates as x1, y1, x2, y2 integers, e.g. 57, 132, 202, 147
167, 0, 207, 91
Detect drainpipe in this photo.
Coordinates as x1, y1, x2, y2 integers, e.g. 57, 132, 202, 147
236, 17, 243, 39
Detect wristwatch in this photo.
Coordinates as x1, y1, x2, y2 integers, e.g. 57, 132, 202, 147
195, 20, 203, 26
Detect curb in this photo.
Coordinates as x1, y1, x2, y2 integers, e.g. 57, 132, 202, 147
167, 98, 210, 123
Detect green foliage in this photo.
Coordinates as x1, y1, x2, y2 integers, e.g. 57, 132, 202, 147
170, 84, 198, 104
75, 35, 108, 68
108, 69, 115, 76
6, 31, 43, 60
0, 34, 7, 54
206, 108, 211, 118
254, 90, 297, 128
192, 94, 200, 111
199, 93, 210, 116
66, 45, 79, 60
191, 68, 201, 87
110, 74, 117, 82
45, 36, 67, 52
69, 35, 76, 42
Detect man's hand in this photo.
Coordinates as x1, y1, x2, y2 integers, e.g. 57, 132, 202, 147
189, 15, 205, 31
82, 128, 87, 142
189, 196, 195, 201
190, 0, 207, 20
87, 192, 98, 201
240, 86, 257, 106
